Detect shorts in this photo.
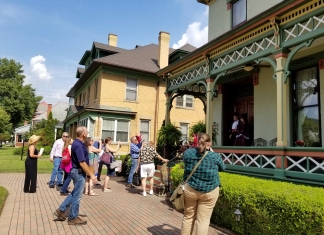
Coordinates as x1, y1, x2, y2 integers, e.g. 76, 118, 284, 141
140, 163, 155, 178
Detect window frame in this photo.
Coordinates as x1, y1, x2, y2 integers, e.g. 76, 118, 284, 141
101, 119, 130, 143
292, 66, 322, 147
175, 95, 194, 109
140, 120, 150, 142
125, 78, 138, 101
179, 123, 189, 141
232, 0, 247, 28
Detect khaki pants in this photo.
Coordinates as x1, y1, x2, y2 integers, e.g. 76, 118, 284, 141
181, 184, 220, 235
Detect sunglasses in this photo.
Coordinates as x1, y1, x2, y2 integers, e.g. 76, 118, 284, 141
63, 135, 68, 137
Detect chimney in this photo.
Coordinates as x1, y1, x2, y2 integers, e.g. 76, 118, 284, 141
108, 34, 118, 47
47, 104, 52, 118
158, 31, 170, 69
24, 120, 28, 126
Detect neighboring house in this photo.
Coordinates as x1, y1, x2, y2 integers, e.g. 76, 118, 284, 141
157, 0, 324, 186
65, 33, 205, 153
14, 101, 69, 147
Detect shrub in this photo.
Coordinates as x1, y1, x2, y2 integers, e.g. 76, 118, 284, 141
170, 163, 324, 235
170, 161, 184, 188
13, 145, 51, 156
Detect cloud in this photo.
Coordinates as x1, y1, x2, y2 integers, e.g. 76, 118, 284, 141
30, 55, 52, 80
173, 22, 208, 49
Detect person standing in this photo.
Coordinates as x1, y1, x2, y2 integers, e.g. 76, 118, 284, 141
229, 112, 240, 146
59, 137, 73, 195
49, 132, 69, 188
126, 136, 142, 188
234, 115, 249, 146
137, 141, 168, 196
53, 126, 97, 225
24, 135, 43, 193
181, 133, 226, 235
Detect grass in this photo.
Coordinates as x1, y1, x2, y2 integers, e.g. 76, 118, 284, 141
0, 146, 53, 173
0, 186, 8, 215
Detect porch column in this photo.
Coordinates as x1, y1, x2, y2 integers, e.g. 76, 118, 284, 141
275, 52, 289, 147
206, 78, 214, 137
165, 93, 171, 125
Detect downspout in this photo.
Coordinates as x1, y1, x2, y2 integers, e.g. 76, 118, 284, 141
153, 80, 160, 144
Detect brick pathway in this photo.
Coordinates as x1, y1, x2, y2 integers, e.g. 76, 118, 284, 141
0, 173, 231, 235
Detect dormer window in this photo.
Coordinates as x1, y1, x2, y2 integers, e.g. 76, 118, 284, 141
232, 0, 246, 28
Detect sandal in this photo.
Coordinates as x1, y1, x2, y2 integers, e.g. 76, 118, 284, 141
88, 192, 98, 196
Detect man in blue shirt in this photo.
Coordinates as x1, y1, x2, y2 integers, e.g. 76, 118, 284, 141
126, 136, 142, 188
53, 126, 97, 225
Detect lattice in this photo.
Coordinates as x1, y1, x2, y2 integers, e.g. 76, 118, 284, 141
283, 13, 324, 42
285, 156, 324, 173
212, 36, 275, 71
221, 153, 275, 168
285, 156, 307, 172
170, 65, 207, 88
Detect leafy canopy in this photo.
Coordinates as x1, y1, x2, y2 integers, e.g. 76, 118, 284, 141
0, 58, 42, 129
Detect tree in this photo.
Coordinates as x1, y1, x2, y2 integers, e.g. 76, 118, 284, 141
0, 107, 12, 134
0, 58, 42, 128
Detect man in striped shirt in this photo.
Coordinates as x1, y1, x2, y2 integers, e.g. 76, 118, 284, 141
126, 136, 142, 188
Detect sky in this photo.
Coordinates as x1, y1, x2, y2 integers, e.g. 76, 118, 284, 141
0, 0, 208, 105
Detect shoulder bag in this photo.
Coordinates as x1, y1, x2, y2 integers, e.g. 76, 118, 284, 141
169, 151, 209, 211
100, 151, 112, 164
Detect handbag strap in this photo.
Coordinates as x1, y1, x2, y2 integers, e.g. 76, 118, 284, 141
184, 150, 209, 184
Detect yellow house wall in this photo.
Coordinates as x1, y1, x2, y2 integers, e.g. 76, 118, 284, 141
254, 68, 277, 145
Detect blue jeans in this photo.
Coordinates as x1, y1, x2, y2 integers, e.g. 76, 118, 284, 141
49, 157, 63, 185
59, 168, 85, 220
60, 172, 71, 193
127, 158, 138, 184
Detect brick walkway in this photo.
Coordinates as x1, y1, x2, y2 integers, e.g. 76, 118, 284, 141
0, 173, 231, 235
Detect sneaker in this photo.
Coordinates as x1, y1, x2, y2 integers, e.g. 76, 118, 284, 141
103, 188, 112, 193
53, 209, 66, 221
49, 184, 55, 188
68, 216, 87, 225
142, 191, 146, 197
57, 184, 63, 187
149, 190, 154, 195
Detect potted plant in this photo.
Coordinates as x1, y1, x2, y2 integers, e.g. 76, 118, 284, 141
157, 123, 182, 159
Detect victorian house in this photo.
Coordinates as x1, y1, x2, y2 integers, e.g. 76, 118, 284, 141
157, 0, 324, 186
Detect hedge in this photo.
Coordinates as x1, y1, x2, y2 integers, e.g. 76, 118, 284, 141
13, 146, 52, 156
170, 163, 324, 235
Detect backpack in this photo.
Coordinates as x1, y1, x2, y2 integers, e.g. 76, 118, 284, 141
61, 147, 71, 164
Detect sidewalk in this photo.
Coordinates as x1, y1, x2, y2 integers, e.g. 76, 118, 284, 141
0, 173, 232, 235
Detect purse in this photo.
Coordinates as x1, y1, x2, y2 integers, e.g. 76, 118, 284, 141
100, 152, 111, 164
110, 160, 119, 169
169, 151, 209, 211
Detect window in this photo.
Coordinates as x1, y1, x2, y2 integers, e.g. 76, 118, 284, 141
79, 94, 82, 105
126, 78, 137, 101
232, 0, 246, 28
292, 67, 321, 147
88, 118, 95, 137
79, 118, 88, 128
180, 123, 189, 141
140, 120, 150, 142
82, 93, 86, 105
176, 95, 193, 108
94, 78, 98, 100
102, 119, 129, 142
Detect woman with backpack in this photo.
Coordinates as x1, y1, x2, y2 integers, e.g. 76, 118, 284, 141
59, 137, 73, 195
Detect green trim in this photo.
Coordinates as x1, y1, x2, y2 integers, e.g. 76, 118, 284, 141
282, 27, 324, 48
210, 47, 275, 76
79, 51, 91, 65
66, 107, 75, 118
168, 73, 207, 92
102, 66, 158, 82
101, 113, 132, 120
255, 57, 277, 79
283, 39, 314, 82
75, 67, 102, 97
225, 165, 274, 176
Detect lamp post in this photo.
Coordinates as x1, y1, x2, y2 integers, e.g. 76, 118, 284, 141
234, 208, 242, 222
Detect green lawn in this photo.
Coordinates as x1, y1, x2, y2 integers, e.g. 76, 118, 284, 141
0, 146, 53, 173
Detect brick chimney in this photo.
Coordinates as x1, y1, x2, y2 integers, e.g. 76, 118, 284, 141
158, 31, 170, 69
47, 104, 52, 118
108, 34, 118, 47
